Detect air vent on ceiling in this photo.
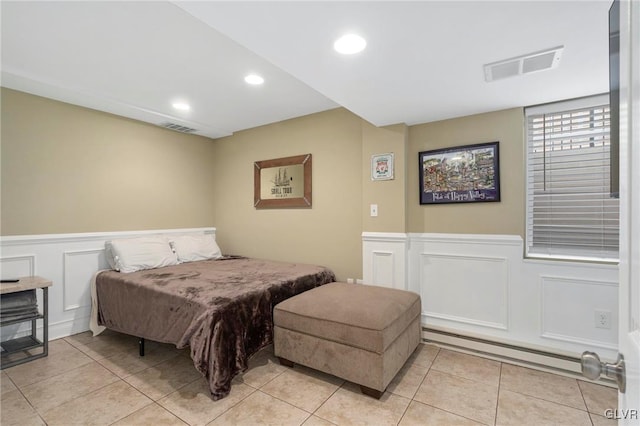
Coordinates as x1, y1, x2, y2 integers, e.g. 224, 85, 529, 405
158, 122, 198, 133
484, 46, 564, 82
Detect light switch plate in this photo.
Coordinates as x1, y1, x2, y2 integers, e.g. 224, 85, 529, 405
370, 204, 378, 217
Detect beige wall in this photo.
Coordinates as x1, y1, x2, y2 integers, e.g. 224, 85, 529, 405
1, 88, 527, 279
0, 88, 217, 235
210, 108, 363, 281
407, 108, 525, 237
361, 122, 408, 233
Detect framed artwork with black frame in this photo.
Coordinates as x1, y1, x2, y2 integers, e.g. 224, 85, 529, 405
419, 141, 500, 205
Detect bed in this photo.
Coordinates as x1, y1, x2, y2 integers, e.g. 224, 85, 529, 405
92, 246, 335, 400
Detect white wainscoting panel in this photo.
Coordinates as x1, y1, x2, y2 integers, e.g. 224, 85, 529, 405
362, 233, 407, 289
63, 249, 109, 312
540, 275, 618, 350
420, 253, 508, 330
365, 232, 619, 362
0, 255, 36, 278
372, 251, 395, 288
0, 227, 216, 341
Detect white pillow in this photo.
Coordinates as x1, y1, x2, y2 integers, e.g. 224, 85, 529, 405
171, 234, 222, 263
106, 236, 178, 273
104, 241, 118, 270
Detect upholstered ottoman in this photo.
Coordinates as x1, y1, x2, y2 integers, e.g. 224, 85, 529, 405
273, 282, 421, 398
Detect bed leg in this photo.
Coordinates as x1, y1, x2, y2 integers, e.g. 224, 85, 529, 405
139, 337, 145, 357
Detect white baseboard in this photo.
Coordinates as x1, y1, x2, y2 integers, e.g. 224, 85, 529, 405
422, 326, 617, 388
362, 232, 619, 366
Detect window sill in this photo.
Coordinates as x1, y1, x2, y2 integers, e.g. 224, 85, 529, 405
524, 253, 619, 267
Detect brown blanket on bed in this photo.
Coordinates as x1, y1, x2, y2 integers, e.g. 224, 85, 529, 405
96, 257, 335, 399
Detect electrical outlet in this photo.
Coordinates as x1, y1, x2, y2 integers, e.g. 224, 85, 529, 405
347, 278, 354, 284
595, 309, 612, 329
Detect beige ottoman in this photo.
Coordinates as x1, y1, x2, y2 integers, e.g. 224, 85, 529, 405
273, 282, 421, 398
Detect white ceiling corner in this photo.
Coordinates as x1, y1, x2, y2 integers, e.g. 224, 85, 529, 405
1, 1, 611, 139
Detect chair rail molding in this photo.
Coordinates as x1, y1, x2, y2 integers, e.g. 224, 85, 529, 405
363, 232, 619, 362
0, 227, 216, 341
362, 232, 408, 290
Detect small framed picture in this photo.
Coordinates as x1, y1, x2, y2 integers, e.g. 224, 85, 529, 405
371, 153, 394, 181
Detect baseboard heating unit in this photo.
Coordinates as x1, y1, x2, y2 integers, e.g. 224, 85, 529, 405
422, 327, 617, 388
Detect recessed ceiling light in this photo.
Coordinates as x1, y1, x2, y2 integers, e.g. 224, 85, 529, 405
244, 74, 264, 85
333, 34, 366, 55
172, 102, 191, 111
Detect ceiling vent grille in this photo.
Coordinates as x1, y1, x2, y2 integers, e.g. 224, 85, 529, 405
158, 122, 198, 133
484, 46, 564, 82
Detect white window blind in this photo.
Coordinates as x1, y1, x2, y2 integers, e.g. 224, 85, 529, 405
526, 95, 619, 261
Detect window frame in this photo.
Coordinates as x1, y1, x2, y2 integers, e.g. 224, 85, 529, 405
524, 94, 619, 263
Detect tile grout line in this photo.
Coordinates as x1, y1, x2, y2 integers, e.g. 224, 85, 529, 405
36, 375, 127, 422
156, 402, 190, 426
205, 392, 256, 425
95, 347, 182, 380
152, 354, 282, 425
198, 379, 260, 425
405, 346, 496, 425
258, 389, 312, 421
577, 379, 598, 426
106, 401, 186, 426
394, 354, 435, 425
121, 369, 187, 403
5, 337, 618, 426
260, 388, 328, 416
257, 381, 328, 416
105, 399, 157, 426
64, 340, 138, 363
150, 372, 257, 425
503, 381, 594, 413
494, 361, 503, 426
309, 377, 343, 425
431, 350, 591, 419
11, 357, 115, 396
411, 347, 501, 425
4, 344, 77, 425
5, 340, 95, 389
8, 374, 49, 426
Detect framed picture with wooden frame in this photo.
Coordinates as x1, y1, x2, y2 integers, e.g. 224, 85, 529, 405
254, 154, 312, 209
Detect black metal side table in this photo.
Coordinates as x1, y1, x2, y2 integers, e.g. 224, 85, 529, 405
1, 276, 51, 369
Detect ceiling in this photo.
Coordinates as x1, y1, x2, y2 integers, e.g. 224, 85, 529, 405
1, 1, 612, 139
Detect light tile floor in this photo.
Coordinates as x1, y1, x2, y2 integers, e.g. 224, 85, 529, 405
1, 330, 618, 426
